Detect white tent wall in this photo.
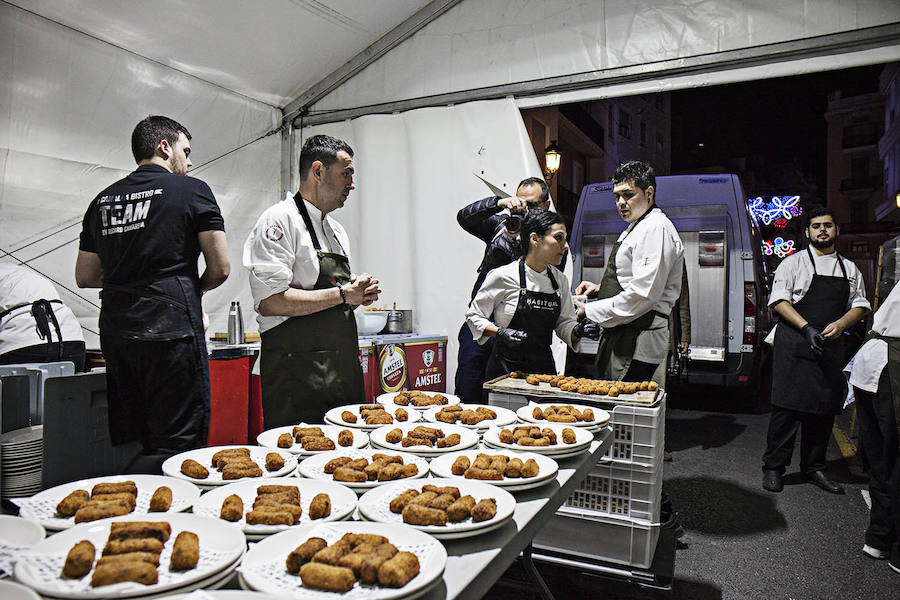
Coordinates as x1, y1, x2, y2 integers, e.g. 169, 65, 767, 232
298, 98, 566, 392
0, 3, 281, 347
308, 0, 900, 116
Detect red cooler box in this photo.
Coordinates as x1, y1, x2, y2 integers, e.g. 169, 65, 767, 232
359, 338, 377, 402
375, 334, 447, 394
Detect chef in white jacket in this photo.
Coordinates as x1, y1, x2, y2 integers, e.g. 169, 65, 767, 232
850, 279, 900, 570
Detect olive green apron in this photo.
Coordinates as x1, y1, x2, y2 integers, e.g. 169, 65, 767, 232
592, 208, 667, 381
260, 194, 365, 428
863, 330, 900, 432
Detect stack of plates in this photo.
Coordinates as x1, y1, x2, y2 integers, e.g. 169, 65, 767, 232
1, 426, 43, 500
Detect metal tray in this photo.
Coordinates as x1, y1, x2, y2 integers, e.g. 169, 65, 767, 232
483, 375, 662, 407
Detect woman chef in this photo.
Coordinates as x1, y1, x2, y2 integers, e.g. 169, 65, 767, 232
466, 210, 599, 380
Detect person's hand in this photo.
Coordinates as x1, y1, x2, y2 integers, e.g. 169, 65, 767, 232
344, 273, 381, 306
573, 319, 601, 340
202, 310, 210, 332
821, 320, 846, 340
496, 328, 528, 347
801, 324, 825, 356
679, 341, 689, 354
575, 281, 600, 299
497, 197, 527, 214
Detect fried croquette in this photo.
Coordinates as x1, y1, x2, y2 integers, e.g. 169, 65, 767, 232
389, 489, 419, 513
521, 458, 540, 478
148, 486, 172, 512
451, 455, 470, 475
311, 539, 352, 565
210, 447, 250, 468
341, 410, 357, 423
472, 453, 492, 469
401, 436, 432, 447
299, 562, 356, 592
471, 498, 498, 522
436, 433, 461, 447
377, 462, 417, 481
394, 408, 409, 422
293, 426, 324, 438
392, 393, 409, 406
245, 508, 294, 526
338, 429, 353, 446
109, 521, 172, 542
422, 484, 460, 498
277, 432, 294, 448
541, 428, 557, 444
364, 460, 387, 481
428, 493, 456, 511
96, 551, 160, 568
301, 437, 335, 452
365, 412, 393, 425
341, 533, 390, 547
509, 370, 525, 378
333, 467, 368, 482
323, 456, 353, 474
582, 408, 595, 421
517, 436, 550, 447
446, 495, 477, 522
57, 489, 90, 517
435, 410, 459, 424
407, 491, 438, 507
402, 503, 447, 526
62, 540, 95, 578
547, 413, 577, 423
498, 429, 514, 444
464, 467, 502, 480
181, 459, 209, 479
562, 427, 577, 444
169, 531, 199, 570
222, 463, 263, 479
372, 453, 403, 464
309, 493, 331, 519
346, 458, 369, 471
525, 375, 540, 385
286, 537, 327, 573
91, 481, 137, 497
357, 543, 399, 584
504, 458, 524, 477
258, 484, 300, 498
74, 499, 134, 523
261, 453, 284, 473
103, 538, 164, 556
488, 455, 509, 472
90, 492, 137, 505
411, 426, 443, 440
385, 428, 403, 443
90, 561, 158, 587
377, 551, 420, 587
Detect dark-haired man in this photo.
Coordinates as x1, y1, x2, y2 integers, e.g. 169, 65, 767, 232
455, 177, 550, 403
575, 160, 683, 384
761, 206, 869, 494
76, 115, 230, 472
243, 134, 380, 427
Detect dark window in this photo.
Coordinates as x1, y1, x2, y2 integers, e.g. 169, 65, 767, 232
640, 122, 647, 146
618, 109, 632, 139
850, 157, 869, 178
608, 105, 614, 140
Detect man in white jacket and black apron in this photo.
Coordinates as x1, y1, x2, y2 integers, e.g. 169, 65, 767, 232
761, 206, 869, 494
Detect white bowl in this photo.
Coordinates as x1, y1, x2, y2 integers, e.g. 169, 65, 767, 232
355, 309, 388, 335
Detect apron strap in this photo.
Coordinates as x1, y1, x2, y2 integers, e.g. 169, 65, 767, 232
806, 246, 849, 280
517, 260, 559, 293
294, 192, 322, 251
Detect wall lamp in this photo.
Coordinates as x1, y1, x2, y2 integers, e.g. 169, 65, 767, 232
544, 141, 561, 183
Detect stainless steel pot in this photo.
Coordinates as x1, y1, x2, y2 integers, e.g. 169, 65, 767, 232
384, 309, 413, 333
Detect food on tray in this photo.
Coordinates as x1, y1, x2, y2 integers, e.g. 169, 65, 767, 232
277, 432, 294, 448
299, 562, 356, 592
341, 410, 357, 423
389, 425, 460, 449
451, 455, 470, 475
109, 521, 172, 542
436, 433, 461, 448
103, 538, 164, 555
497, 425, 577, 447
246, 509, 294, 525
96, 551, 160, 567
149, 486, 172, 512
62, 540, 95, 578
365, 411, 393, 425
265, 452, 285, 471
92, 481, 138, 497
57, 489, 90, 517
402, 503, 447, 526
286, 537, 328, 573
385, 428, 402, 444
394, 408, 408, 421
508, 372, 658, 395
181, 459, 209, 479
389, 489, 419, 513
224, 484, 306, 525
377, 551, 420, 587
392, 390, 449, 407
301, 436, 335, 451
220, 494, 243, 521
85, 520, 182, 587
325, 454, 418, 483
293, 426, 324, 438
531, 404, 596, 423
90, 561, 158, 587
338, 429, 353, 446
422, 484, 460, 498
74, 498, 135, 523
447, 495, 477, 522
211, 448, 251, 468
222, 462, 264, 479
561, 427, 576, 444
309, 493, 332, 519
169, 531, 199, 570
471, 498, 498, 522
390, 486, 494, 527
456, 452, 540, 480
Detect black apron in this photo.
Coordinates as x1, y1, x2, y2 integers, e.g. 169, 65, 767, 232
592, 208, 667, 380
260, 194, 365, 428
863, 329, 900, 431
772, 247, 850, 415
0, 299, 65, 360
485, 260, 562, 379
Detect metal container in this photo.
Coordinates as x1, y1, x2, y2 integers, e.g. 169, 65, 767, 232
384, 309, 413, 334
227, 301, 244, 344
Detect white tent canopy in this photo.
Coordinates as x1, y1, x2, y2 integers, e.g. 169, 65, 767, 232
2, 0, 899, 389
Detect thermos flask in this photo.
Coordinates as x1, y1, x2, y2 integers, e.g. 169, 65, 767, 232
227, 301, 244, 344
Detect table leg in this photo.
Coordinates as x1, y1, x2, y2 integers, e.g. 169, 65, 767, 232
521, 542, 556, 600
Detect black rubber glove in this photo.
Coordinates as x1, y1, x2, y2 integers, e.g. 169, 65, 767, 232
496, 328, 528, 347
801, 324, 825, 356
573, 319, 601, 340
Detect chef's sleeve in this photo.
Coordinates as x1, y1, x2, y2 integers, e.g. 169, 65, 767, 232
846, 259, 871, 311
466, 270, 505, 345
242, 216, 297, 311
553, 269, 579, 348
768, 256, 797, 307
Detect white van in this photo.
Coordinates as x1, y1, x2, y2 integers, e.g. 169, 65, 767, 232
568, 174, 770, 389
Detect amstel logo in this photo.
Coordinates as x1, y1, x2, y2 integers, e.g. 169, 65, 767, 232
422, 349, 434, 368
379, 344, 407, 392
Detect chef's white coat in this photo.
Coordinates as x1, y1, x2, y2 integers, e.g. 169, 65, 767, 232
0, 263, 84, 355
242, 194, 351, 334
582, 207, 684, 364
466, 261, 579, 349
764, 249, 870, 345
849, 282, 900, 393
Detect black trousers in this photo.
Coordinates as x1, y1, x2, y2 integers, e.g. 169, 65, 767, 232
625, 359, 660, 382
455, 323, 494, 404
854, 367, 900, 552
0, 341, 86, 372
101, 334, 210, 474
762, 406, 834, 475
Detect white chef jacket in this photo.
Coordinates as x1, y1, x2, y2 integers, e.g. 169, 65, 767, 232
466, 261, 579, 350
849, 282, 900, 393
764, 249, 870, 345
583, 207, 684, 364
0, 263, 84, 355
242, 194, 352, 334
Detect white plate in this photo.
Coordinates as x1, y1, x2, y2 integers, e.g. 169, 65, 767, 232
357, 478, 515, 540
482, 423, 593, 455
14, 475, 201, 531
1, 426, 43, 446
482, 440, 590, 461
324, 404, 421, 431
297, 449, 429, 493
369, 423, 479, 457
377, 391, 460, 412
164, 591, 281, 600
421, 404, 517, 430
256, 424, 369, 455
122, 547, 245, 600
238, 521, 447, 599
0, 514, 45, 547
427, 450, 559, 491
516, 402, 610, 428
161, 446, 298, 487
14, 512, 246, 599
0, 580, 42, 600
192, 478, 358, 539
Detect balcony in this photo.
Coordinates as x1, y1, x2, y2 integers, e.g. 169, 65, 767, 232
839, 176, 879, 195
842, 124, 879, 149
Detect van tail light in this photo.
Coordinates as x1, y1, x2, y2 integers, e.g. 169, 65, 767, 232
743, 282, 757, 344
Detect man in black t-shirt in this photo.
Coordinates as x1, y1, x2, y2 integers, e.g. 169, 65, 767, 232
76, 115, 230, 473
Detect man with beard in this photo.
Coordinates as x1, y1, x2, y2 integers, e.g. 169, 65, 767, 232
761, 206, 869, 494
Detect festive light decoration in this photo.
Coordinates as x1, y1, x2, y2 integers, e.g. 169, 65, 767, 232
773, 217, 787, 229
747, 195, 802, 226
762, 237, 796, 258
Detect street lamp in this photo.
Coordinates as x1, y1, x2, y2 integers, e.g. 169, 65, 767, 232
544, 141, 561, 183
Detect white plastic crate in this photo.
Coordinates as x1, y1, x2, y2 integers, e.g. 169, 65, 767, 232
561, 461, 662, 522
534, 511, 660, 569
488, 390, 666, 468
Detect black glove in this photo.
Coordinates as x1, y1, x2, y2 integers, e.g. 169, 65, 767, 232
496, 328, 528, 347
801, 324, 825, 356
573, 319, 601, 340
